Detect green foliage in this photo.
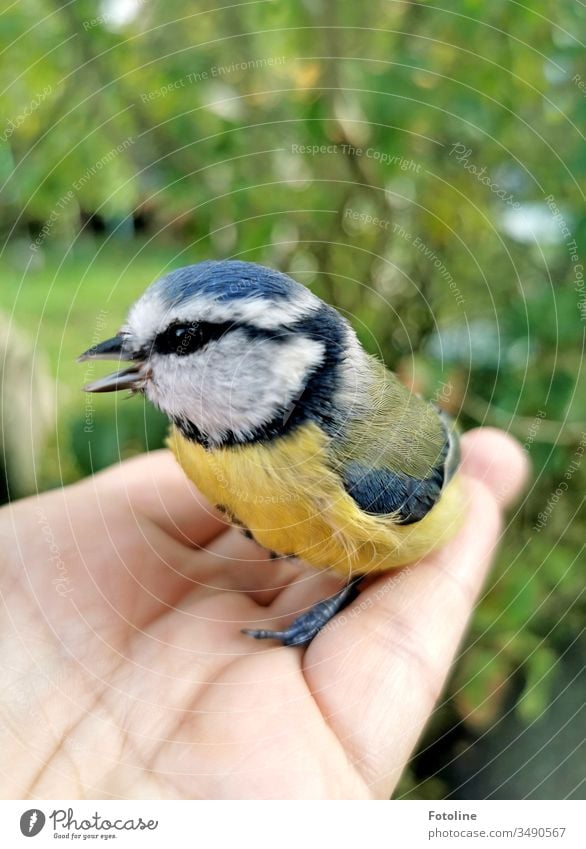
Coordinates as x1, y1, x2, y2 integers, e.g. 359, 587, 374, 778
70, 398, 168, 476
1, 0, 584, 799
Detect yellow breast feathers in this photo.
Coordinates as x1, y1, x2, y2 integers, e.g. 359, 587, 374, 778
168, 423, 463, 577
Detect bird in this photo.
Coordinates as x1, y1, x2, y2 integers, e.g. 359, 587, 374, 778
79, 260, 463, 647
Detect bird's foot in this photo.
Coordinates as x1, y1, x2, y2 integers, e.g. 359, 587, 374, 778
242, 576, 365, 647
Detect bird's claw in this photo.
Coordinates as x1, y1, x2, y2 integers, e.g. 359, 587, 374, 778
241, 576, 365, 647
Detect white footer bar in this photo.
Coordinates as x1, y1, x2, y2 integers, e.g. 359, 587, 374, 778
0, 799, 582, 848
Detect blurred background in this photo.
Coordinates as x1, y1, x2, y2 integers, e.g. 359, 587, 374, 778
0, 0, 584, 798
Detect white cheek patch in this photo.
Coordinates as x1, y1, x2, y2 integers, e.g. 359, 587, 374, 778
145, 332, 326, 443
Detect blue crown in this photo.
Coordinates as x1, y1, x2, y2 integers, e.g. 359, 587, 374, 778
151, 260, 307, 307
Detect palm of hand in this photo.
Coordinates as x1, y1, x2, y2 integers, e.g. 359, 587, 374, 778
0, 429, 526, 799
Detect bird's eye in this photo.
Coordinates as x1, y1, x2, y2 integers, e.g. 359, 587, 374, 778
154, 323, 204, 355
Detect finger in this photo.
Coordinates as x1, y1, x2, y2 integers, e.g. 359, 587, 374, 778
302, 428, 527, 798
93, 449, 228, 547
182, 527, 305, 602
460, 427, 530, 507
86, 452, 305, 614
237, 568, 344, 634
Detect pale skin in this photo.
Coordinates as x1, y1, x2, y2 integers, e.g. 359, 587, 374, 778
0, 428, 527, 799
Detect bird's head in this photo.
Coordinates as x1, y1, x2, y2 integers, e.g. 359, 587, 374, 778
79, 260, 361, 447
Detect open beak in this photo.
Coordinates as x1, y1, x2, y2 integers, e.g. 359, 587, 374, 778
78, 336, 149, 394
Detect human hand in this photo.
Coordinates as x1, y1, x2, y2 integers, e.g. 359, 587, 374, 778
0, 428, 527, 799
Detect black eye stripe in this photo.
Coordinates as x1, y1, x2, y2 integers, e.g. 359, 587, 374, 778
152, 321, 293, 356
153, 321, 235, 356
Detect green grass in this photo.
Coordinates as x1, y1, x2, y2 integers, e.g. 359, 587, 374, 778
0, 238, 184, 401
0, 237, 181, 486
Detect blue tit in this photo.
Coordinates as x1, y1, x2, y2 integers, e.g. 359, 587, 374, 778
79, 260, 463, 646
